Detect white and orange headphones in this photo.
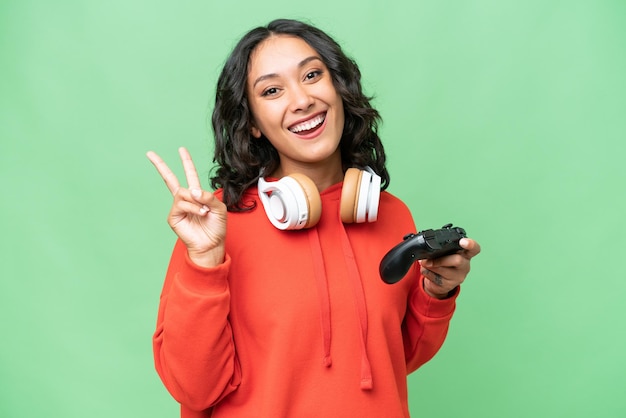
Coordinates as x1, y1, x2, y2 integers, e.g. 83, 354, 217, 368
258, 167, 381, 230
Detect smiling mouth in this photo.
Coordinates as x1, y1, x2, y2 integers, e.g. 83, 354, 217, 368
288, 113, 326, 134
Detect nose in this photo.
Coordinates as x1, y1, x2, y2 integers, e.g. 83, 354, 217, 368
289, 84, 314, 112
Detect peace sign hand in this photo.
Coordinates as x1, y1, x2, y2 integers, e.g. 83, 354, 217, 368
147, 147, 227, 267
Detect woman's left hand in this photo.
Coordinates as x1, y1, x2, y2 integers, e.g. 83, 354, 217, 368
420, 238, 481, 299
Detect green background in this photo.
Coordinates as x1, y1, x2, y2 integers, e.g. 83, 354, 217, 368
2, 0, 625, 417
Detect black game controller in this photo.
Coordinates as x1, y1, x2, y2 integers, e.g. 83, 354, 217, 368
379, 224, 467, 284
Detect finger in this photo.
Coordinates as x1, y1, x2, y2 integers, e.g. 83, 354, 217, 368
421, 268, 445, 286
420, 252, 463, 268
147, 151, 181, 195
178, 147, 202, 191
422, 265, 467, 289
459, 238, 481, 259
189, 188, 225, 211
173, 188, 221, 215
170, 199, 211, 218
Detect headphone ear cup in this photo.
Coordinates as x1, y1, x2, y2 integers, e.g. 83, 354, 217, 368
340, 168, 362, 223
258, 174, 321, 230
365, 170, 381, 222
340, 168, 381, 223
289, 173, 322, 228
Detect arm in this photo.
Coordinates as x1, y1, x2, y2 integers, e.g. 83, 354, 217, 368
153, 240, 240, 410
403, 237, 481, 372
147, 148, 237, 410
402, 270, 458, 373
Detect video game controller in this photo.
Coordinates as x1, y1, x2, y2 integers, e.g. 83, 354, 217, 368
379, 224, 467, 284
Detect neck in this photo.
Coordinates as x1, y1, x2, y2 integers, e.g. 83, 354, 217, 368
273, 157, 344, 192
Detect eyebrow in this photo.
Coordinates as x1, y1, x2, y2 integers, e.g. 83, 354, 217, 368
252, 56, 324, 88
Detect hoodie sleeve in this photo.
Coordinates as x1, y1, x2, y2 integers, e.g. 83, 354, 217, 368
402, 265, 459, 373
153, 239, 241, 411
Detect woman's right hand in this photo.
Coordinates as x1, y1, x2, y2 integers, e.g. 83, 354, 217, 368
147, 147, 227, 267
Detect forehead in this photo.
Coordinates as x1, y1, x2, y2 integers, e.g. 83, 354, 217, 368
248, 35, 320, 77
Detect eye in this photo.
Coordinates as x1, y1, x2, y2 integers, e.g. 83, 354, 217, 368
261, 87, 280, 97
304, 70, 322, 81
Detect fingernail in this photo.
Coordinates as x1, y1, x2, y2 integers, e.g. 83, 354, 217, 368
199, 205, 209, 215
191, 188, 201, 198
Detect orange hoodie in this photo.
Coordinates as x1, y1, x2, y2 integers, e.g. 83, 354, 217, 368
153, 182, 458, 417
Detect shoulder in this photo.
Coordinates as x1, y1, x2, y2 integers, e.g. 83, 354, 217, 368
212, 188, 225, 201
367, 190, 416, 234
379, 190, 412, 214
212, 187, 258, 212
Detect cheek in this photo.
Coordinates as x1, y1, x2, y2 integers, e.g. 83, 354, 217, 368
248, 101, 269, 133
326, 84, 344, 120
251, 100, 282, 128
249, 108, 288, 142
335, 98, 345, 129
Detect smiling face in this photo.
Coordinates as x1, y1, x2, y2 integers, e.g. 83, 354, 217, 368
246, 35, 345, 179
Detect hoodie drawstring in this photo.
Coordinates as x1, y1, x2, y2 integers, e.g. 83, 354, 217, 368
307, 224, 373, 391
308, 228, 333, 367
338, 223, 373, 390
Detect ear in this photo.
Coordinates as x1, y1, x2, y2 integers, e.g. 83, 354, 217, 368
250, 124, 262, 138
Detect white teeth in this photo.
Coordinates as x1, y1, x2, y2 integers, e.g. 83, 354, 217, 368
289, 114, 325, 133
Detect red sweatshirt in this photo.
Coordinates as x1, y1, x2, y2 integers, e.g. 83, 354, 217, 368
153, 182, 458, 418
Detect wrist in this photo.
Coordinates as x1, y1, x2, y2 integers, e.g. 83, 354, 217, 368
423, 279, 457, 300
188, 246, 226, 268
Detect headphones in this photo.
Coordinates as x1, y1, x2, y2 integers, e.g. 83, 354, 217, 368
258, 167, 381, 230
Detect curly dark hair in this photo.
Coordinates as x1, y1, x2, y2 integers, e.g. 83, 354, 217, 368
210, 18, 389, 211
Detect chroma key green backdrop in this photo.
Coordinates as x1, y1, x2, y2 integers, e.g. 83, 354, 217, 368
1, 1, 625, 417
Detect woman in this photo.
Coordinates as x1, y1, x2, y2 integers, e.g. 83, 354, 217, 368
147, 18, 480, 418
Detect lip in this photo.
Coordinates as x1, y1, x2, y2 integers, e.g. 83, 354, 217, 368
287, 111, 328, 140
